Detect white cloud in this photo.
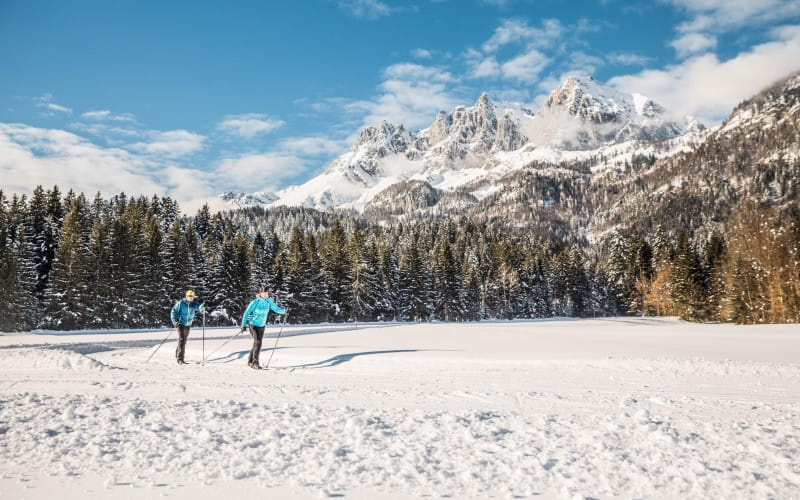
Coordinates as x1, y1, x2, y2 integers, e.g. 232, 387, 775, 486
482, 18, 564, 53
471, 56, 502, 79
340, 62, 462, 130
217, 113, 285, 139
348, 83, 450, 130
70, 122, 144, 142
383, 63, 453, 82
665, 0, 800, 58
128, 129, 206, 158
80, 109, 136, 122
609, 25, 800, 124
608, 52, 652, 66
278, 136, 348, 156
574, 17, 604, 35
347, 79, 461, 130
0, 122, 305, 214
486, 87, 532, 103
69, 109, 141, 144
411, 48, 432, 59
160, 165, 225, 213
34, 93, 72, 115
565, 51, 604, 75
671, 32, 717, 58
479, 0, 513, 6
215, 153, 308, 189
337, 0, 392, 19
81, 110, 111, 120
0, 123, 163, 198
501, 49, 551, 84
668, 0, 800, 31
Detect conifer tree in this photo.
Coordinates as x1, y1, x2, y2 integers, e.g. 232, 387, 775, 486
604, 230, 629, 313
26, 186, 56, 311
525, 255, 551, 318
142, 214, 168, 326
377, 242, 400, 321
460, 260, 481, 321
42, 197, 90, 329
231, 231, 253, 320
398, 234, 431, 321
85, 208, 113, 327
163, 219, 191, 315
567, 247, 590, 317
349, 222, 376, 322
284, 226, 310, 321
703, 232, 727, 321
433, 237, 461, 320
671, 232, 708, 321
304, 232, 331, 323
194, 204, 212, 240
0, 201, 36, 331
321, 220, 352, 321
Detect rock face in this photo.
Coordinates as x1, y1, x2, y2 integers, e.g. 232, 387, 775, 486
529, 76, 702, 149
220, 190, 277, 207
224, 76, 704, 211
422, 92, 529, 159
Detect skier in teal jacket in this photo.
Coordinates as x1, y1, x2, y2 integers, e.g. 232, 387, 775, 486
240, 287, 286, 369
170, 290, 204, 365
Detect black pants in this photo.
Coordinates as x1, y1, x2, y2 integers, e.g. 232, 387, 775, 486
248, 325, 265, 366
175, 324, 190, 362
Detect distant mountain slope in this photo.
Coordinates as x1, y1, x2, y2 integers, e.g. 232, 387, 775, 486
452, 71, 800, 240
224, 76, 702, 213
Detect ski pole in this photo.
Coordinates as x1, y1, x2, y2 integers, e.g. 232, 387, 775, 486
145, 327, 175, 364
264, 311, 288, 370
203, 326, 246, 362
202, 308, 205, 365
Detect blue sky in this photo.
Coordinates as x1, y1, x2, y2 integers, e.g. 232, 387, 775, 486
2, 0, 800, 212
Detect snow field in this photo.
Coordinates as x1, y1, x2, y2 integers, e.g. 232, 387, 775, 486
1, 318, 799, 498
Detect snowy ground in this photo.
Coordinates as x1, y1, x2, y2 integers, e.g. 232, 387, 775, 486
1, 318, 799, 499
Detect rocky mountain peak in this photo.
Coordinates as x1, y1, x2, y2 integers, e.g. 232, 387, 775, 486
545, 75, 633, 123
475, 92, 495, 110
531, 74, 696, 149
354, 120, 413, 157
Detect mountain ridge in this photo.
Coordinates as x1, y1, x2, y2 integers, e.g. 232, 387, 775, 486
223, 75, 703, 212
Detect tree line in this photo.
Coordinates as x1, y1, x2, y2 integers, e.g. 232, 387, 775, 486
1, 186, 798, 331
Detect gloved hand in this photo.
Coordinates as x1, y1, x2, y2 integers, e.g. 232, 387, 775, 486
239, 326, 246, 333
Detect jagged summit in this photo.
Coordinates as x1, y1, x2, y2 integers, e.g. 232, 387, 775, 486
530, 74, 700, 149
225, 76, 705, 211
546, 75, 633, 121
475, 92, 494, 109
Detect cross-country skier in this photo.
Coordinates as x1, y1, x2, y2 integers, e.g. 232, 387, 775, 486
240, 287, 286, 369
170, 290, 204, 365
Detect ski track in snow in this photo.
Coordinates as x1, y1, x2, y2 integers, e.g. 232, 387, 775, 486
1, 318, 799, 499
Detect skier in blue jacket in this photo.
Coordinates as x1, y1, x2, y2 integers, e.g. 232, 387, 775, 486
240, 287, 286, 369
170, 290, 204, 365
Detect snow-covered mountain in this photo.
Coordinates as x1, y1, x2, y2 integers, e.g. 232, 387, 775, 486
223, 76, 705, 212
220, 190, 277, 207
529, 75, 703, 149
